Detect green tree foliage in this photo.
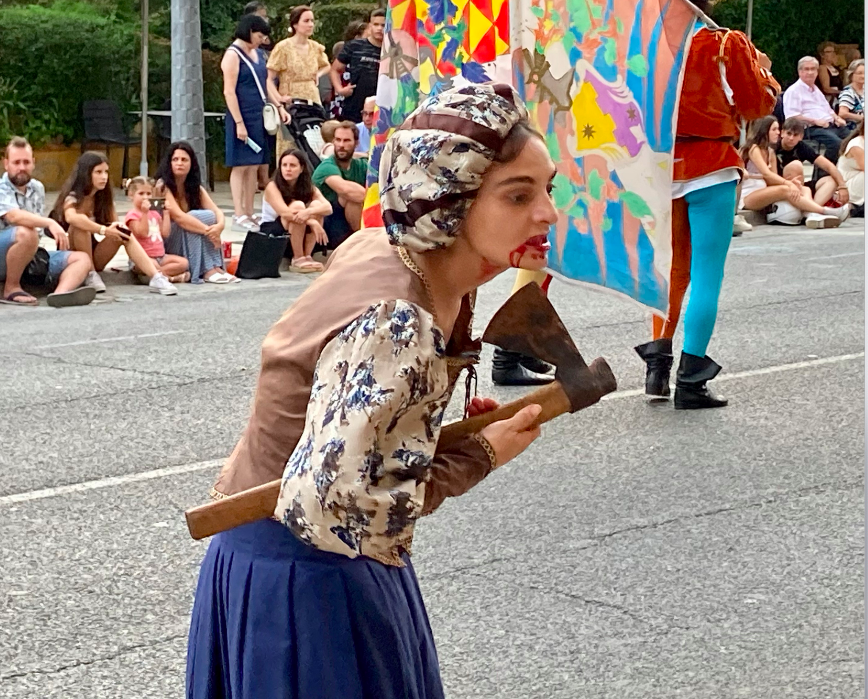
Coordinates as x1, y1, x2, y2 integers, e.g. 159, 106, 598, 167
712, 0, 864, 85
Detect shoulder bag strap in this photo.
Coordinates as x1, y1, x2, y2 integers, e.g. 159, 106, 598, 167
230, 45, 268, 105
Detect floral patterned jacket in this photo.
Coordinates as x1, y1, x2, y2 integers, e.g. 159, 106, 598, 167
213, 228, 495, 566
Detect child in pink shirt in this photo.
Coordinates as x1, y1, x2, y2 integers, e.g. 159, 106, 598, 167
124, 177, 190, 282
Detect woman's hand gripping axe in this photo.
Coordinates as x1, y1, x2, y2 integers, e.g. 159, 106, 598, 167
183, 282, 617, 540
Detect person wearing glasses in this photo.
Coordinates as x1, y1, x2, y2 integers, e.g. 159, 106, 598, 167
355, 95, 376, 156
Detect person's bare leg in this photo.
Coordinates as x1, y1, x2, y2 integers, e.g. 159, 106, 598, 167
340, 198, 362, 231
53, 251, 92, 293
91, 237, 123, 272
744, 185, 827, 214
244, 166, 258, 217
120, 236, 159, 277
813, 176, 837, 206
2, 226, 39, 299
230, 167, 248, 218
283, 218, 307, 261
69, 228, 95, 262
303, 230, 317, 257
257, 164, 269, 190
158, 254, 189, 278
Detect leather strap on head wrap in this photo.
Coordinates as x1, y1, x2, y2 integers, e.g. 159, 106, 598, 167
379, 82, 528, 252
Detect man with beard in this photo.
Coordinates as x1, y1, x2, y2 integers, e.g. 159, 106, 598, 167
0, 137, 95, 307
312, 122, 367, 249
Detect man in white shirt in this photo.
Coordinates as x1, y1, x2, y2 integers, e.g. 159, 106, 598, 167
783, 56, 850, 162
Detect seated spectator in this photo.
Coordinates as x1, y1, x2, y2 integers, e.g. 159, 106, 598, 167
123, 177, 190, 283
817, 42, 844, 103
155, 142, 236, 284
261, 148, 332, 272
739, 117, 845, 228
356, 96, 376, 156
0, 137, 94, 307
51, 152, 177, 296
312, 122, 367, 249
837, 122, 864, 216
783, 56, 851, 162
838, 60, 864, 126
776, 118, 851, 227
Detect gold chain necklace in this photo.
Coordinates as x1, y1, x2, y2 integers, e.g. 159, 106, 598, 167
397, 245, 437, 324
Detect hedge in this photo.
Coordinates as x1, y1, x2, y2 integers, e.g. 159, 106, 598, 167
712, 0, 863, 87
0, 3, 138, 147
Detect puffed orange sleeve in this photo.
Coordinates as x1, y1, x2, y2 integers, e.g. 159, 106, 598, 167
722, 30, 781, 122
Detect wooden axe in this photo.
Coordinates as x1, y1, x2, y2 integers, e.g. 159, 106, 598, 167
184, 282, 617, 540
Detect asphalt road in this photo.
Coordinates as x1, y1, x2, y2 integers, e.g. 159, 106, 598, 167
0, 221, 864, 698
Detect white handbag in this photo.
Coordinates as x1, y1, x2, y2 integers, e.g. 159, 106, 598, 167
231, 45, 280, 136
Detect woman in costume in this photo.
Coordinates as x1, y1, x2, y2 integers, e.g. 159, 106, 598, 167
186, 82, 558, 699
633, 0, 779, 409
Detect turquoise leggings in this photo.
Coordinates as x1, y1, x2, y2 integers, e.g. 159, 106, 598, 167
681, 180, 738, 357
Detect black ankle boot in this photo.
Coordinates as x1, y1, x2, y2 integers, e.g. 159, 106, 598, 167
518, 354, 556, 376
492, 348, 556, 386
674, 353, 728, 410
634, 338, 673, 397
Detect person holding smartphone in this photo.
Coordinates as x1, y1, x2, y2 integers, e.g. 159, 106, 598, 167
50, 152, 178, 295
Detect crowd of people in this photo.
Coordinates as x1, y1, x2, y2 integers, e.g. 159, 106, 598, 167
1, 4, 862, 309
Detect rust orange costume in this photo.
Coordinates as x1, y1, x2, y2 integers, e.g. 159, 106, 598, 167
635, 21, 779, 409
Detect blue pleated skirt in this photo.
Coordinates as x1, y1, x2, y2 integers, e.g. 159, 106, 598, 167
186, 519, 444, 699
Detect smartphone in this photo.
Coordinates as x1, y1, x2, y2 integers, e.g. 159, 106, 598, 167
151, 197, 166, 214
116, 225, 132, 241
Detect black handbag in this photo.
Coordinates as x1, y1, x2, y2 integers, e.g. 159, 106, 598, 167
236, 228, 289, 279
22, 247, 50, 286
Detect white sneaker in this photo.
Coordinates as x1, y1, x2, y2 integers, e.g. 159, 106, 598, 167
824, 205, 850, 224
733, 214, 753, 233
805, 212, 841, 229
149, 272, 178, 296
85, 270, 107, 293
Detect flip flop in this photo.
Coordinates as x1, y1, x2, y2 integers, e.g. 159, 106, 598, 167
289, 257, 324, 274
47, 286, 97, 308
0, 290, 38, 306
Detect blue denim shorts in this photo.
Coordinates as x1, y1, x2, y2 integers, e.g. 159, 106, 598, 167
0, 226, 71, 284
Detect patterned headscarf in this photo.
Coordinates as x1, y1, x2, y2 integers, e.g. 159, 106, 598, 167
379, 82, 529, 252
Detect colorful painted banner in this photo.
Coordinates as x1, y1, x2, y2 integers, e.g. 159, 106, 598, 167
362, 0, 513, 227
365, 0, 700, 312
516, 0, 699, 311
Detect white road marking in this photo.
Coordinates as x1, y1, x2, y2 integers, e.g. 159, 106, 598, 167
33, 330, 188, 350
804, 252, 865, 262
0, 459, 222, 506
1, 352, 864, 506
604, 351, 865, 401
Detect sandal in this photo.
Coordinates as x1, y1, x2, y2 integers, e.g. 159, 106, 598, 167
47, 286, 97, 308
169, 272, 192, 283
204, 272, 232, 284
0, 290, 38, 306
289, 257, 324, 274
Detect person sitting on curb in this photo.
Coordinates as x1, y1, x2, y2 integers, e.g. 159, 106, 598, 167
776, 118, 851, 227
261, 148, 332, 272
51, 152, 178, 295
0, 137, 95, 308
311, 121, 367, 249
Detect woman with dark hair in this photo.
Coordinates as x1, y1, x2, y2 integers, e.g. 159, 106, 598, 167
838, 120, 864, 214
51, 152, 177, 295
187, 83, 555, 699
261, 148, 331, 272
736, 116, 837, 220
267, 5, 330, 158
155, 142, 234, 284
818, 41, 844, 104
222, 13, 289, 233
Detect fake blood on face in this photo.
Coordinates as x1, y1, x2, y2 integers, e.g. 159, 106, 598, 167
509, 235, 550, 268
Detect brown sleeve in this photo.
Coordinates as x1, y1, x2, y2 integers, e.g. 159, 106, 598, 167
724, 31, 780, 122
421, 435, 496, 516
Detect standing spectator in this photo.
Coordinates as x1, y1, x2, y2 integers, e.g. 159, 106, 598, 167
242, 1, 274, 192
817, 42, 844, 103
51, 152, 177, 295
156, 142, 235, 284
261, 148, 332, 272
738, 117, 844, 227
330, 9, 385, 124
222, 14, 289, 233
356, 95, 376, 155
123, 177, 190, 283
776, 118, 851, 222
0, 137, 94, 307
267, 6, 330, 158
837, 122, 864, 215
312, 122, 366, 249
838, 59, 864, 126
783, 56, 850, 162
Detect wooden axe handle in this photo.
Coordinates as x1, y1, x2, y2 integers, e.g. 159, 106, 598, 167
185, 362, 613, 540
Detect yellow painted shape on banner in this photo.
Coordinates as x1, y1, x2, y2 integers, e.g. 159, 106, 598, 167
390, 0, 411, 30
467, 2, 493, 52
570, 81, 617, 152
